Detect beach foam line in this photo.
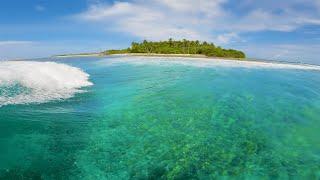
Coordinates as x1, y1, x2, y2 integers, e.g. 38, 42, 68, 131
100, 56, 320, 71
0, 61, 93, 107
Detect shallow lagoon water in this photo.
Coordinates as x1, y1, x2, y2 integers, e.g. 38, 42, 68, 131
0, 57, 320, 179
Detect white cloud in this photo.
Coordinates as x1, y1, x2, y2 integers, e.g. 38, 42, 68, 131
0, 41, 34, 46
75, 0, 320, 44
76, 0, 229, 43
156, 0, 226, 17
232, 9, 320, 32
35, 5, 46, 12
216, 33, 241, 44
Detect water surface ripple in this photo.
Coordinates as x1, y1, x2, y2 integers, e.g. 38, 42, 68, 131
0, 57, 320, 179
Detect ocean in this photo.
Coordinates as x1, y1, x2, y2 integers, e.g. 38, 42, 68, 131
0, 56, 320, 179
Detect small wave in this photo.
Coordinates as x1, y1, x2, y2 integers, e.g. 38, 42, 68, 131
98, 56, 320, 71
0, 61, 93, 107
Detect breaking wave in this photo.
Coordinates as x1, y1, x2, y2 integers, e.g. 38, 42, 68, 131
0, 61, 93, 107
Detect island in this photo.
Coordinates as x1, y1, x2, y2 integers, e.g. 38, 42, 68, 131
103, 39, 246, 59
53, 39, 246, 59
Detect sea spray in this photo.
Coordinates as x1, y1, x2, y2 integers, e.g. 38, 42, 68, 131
0, 61, 93, 107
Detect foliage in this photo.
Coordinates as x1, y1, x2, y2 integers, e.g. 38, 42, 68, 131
104, 48, 131, 55
103, 39, 246, 58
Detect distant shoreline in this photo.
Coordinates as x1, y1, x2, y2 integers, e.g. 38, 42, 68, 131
53, 53, 245, 61
53, 53, 104, 58
51, 52, 320, 70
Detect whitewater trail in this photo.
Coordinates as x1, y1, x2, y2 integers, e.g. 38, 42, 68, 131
0, 61, 93, 107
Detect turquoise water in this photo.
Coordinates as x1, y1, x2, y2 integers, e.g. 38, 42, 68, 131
0, 57, 320, 179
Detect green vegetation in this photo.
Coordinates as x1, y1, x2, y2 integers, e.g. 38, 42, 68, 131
103, 39, 246, 59
105, 49, 131, 55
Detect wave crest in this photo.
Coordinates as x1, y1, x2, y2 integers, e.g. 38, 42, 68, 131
0, 61, 93, 107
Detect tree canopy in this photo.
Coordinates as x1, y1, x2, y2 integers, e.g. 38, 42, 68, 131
104, 39, 246, 59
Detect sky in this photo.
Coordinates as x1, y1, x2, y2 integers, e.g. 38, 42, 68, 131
0, 0, 320, 64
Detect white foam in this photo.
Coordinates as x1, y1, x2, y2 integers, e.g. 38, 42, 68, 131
0, 61, 93, 107
99, 56, 320, 71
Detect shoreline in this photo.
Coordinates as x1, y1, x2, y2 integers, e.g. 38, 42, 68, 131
50, 53, 320, 70
53, 53, 245, 60
111, 53, 208, 58
53, 53, 104, 58
109, 54, 320, 71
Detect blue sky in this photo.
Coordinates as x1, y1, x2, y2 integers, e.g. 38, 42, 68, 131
1, 0, 320, 64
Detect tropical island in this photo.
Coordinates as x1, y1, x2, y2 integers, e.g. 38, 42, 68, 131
54, 39, 246, 59
104, 39, 246, 59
